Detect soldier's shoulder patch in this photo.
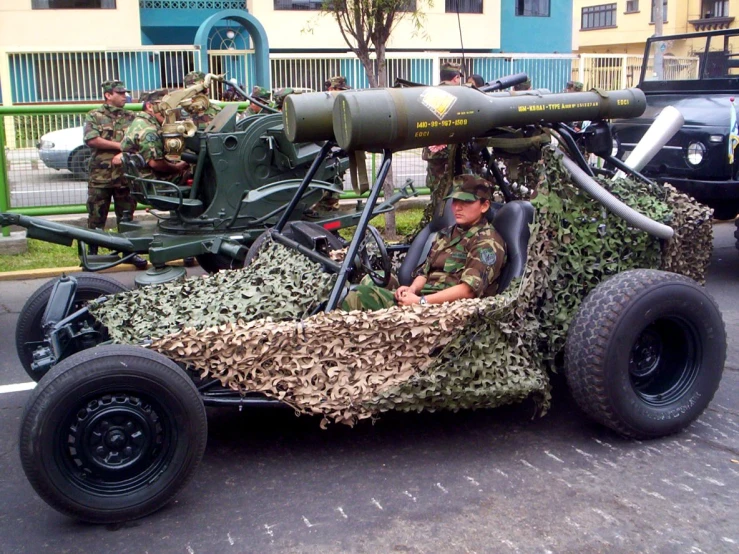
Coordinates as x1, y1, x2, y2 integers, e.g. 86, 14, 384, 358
479, 248, 497, 266
144, 132, 159, 143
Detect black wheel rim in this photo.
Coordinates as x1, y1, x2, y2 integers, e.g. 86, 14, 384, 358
628, 316, 701, 406
55, 391, 176, 495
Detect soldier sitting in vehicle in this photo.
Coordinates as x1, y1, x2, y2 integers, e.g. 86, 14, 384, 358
244, 86, 272, 115
342, 175, 507, 311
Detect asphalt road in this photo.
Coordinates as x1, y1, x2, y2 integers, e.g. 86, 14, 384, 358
0, 224, 737, 553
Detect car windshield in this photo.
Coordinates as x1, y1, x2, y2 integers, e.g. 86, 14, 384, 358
643, 34, 739, 82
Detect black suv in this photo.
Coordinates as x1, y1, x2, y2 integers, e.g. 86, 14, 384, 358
612, 28, 739, 221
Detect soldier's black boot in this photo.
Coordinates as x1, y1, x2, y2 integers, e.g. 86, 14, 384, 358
129, 254, 148, 270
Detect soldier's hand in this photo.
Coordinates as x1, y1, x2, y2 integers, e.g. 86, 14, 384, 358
397, 291, 420, 306
111, 153, 123, 166
394, 286, 414, 301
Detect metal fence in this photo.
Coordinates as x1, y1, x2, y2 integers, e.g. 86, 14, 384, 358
2, 48, 661, 219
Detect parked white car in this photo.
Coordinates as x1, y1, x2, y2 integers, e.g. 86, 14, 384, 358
37, 126, 91, 181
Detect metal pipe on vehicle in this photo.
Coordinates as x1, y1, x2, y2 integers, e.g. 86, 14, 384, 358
559, 151, 675, 240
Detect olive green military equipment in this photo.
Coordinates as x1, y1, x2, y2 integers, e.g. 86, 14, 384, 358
1, 72, 414, 279
11, 72, 726, 526
285, 87, 646, 152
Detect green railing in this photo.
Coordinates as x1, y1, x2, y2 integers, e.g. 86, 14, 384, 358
1, 103, 429, 238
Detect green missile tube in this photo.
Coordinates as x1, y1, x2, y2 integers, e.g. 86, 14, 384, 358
329, 86, 646, 152
283, 90, 342, 143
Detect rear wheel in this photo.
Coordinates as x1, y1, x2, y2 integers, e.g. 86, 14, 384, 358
565, 269, 725, 439
19, 345, 208, 524
16, 274, 129, 381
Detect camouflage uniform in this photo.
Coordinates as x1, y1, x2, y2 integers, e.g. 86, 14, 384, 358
420, 62, 464, 227
121, 90, 173, 182
243, 85, 272, 116
83, 80, 136, 229
181, 70, 222, 130
342, 176, 507, 311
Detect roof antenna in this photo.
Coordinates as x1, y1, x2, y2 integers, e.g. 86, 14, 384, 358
455, 1, 466, 81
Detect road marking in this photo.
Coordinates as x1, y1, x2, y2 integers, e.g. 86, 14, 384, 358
336, 507, 348, 519
0, 382, 36, 394
371, 498, 383, 510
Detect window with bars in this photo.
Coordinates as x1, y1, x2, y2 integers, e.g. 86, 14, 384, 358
582, 3, 617, 29
626, 0, 639, 12
515, 0, 550, 16
702, 0, 729, 17
273, 0, 322, 10
32, 0, 115, 8
650, 0, 667, 22
445, 0, 483, 13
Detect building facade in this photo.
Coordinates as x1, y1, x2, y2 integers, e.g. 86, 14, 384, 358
574, 0, 739, 54
0, 0, 575, 104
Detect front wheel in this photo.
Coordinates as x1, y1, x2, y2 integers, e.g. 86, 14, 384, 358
564, 269, 725, 439
19, 345, 208, 524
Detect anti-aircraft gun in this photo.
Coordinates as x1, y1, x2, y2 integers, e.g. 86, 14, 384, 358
0, 74, 414, 284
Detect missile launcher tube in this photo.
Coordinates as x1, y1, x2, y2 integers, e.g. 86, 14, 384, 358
284, 86, 647, 152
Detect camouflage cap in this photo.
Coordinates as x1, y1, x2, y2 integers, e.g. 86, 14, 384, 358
441, 62, 462, 75
445, 174, 493, 202
566, 80, 584, 92
251, 85, 271, 100
274, 87, 295, 108
101, 80, 129, 93
513, 78, 532, 91
328, 76, 350, 90
138, 88, 168, 104
184, 71, 206, 87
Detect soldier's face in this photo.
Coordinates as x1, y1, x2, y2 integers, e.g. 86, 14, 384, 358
107, 91, 127, 108
452, 198, 489, 227
250, 101, 263, 113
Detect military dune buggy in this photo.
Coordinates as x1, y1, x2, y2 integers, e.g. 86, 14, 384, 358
14, 75, 725, 524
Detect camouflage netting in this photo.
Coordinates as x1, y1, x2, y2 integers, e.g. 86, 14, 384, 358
90, 147, 713, 427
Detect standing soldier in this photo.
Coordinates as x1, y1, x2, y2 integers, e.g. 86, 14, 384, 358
181, 70, 222, 130
121, 89, 190, 182
244, 86, 272, 115
83, 79, 147, 268
420, 62, 463, 228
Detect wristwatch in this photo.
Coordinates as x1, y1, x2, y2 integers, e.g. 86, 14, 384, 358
419, 296, 428, 306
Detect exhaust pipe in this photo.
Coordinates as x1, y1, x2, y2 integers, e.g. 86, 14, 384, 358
615, 105, 684, 179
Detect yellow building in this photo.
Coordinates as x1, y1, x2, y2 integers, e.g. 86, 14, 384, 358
574, 0, 739, 54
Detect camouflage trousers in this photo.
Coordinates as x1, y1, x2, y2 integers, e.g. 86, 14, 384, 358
87, 185, 137, 230
418, 158, 453, 231
340, 274, 402, 311
315, 191, 341, 211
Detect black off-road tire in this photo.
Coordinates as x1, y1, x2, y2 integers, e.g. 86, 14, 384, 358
565, 269, 725, 439
16, 274, 129, 381
19, 345, 208, 524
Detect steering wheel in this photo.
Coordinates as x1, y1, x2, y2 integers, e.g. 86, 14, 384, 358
357, 225, 392, 287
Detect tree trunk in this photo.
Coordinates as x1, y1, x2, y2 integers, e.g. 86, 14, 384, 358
375, 46, 397, 238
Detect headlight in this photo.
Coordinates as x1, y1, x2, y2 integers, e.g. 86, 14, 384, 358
686, 141, 706, 166
38, 140, 55, 149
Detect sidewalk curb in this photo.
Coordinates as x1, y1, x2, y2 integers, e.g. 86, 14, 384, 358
0, 260, 186, 282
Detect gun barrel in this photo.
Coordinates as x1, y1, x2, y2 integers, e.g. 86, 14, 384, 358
332, 86, 646, 152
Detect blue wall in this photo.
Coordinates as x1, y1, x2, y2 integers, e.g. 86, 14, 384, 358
500, 0, 573, 53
